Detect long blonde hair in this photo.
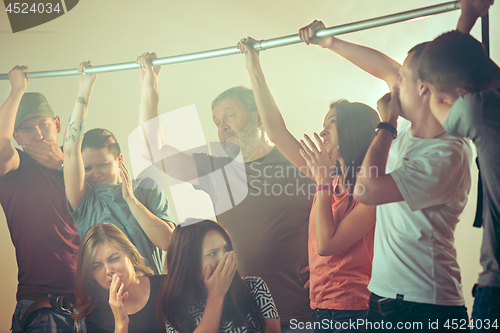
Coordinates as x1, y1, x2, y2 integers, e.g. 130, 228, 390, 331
72, 223, 153, 320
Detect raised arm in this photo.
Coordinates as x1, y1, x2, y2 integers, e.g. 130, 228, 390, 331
354, 92, 404, 206
0, 66, 29, 176
137, 53, 199, 185
63, 61, 97, 210
300, 134, 376, 256
237, 38, 311, 177
457, 0, 494, 33
299, 20, 401, 89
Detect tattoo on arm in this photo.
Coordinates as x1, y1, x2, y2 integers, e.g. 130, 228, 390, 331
64, 120, 77, 143
77, 96, 89, 107
63, 119, 85, 144
64, 96, 89, 144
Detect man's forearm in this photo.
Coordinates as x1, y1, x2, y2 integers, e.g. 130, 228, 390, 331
0, 90, 24, 141
0, 91, 22, 171
355, 130, 393, 204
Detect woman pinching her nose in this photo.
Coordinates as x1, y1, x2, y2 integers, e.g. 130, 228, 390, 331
73, 223, 163, 333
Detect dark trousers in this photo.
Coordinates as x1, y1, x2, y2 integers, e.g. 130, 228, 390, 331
366, 293, 470, 333
471, 284, 500, 332
11, 298, 76, 333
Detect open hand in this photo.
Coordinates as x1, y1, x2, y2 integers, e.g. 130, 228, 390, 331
120, 159, 136, 202
204, 251, 237, 300
299, 133, 337, 185
23, 140, 63, 170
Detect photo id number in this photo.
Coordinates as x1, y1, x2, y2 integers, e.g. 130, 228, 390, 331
6, 2, 61, 14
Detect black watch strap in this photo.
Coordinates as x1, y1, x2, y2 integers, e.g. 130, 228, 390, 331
376, 122, 397, 139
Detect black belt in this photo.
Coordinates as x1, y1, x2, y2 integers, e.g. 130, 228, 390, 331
369, 294, 420, 316
472, 284, 500, 297
18, 294, 76, 329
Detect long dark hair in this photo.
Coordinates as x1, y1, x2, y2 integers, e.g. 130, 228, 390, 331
156, 219, 264, 333
73, 223, 154, 320
331, 100, 380, 210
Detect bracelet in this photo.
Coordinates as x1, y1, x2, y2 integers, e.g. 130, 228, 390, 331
316, 184, 334, 193
375, 122, 397, 139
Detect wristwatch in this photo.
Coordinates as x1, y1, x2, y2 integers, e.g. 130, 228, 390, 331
375, 122, 397, 139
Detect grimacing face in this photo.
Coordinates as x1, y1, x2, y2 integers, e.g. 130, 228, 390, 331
90, 242, 136, 290
200, 230, 230, 280
82, 147, 122, 188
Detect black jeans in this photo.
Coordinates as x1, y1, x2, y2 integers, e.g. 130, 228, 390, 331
366, 293, 470, 332
471, 284, 500, 332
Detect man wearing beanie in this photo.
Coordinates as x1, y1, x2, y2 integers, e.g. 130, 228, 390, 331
0, 66, 80, 332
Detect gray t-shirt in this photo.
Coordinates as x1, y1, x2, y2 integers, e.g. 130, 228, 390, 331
70, 177, 174, 274
445, 89, 500, 287
193, 147, 313, 324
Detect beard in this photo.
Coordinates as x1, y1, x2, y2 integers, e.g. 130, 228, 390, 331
221, 118, 261, 159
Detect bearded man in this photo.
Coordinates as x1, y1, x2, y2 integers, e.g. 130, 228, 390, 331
137, 53, 314, 332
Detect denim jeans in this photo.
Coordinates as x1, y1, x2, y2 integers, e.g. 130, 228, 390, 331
367, 293, 469, 332
11, 298, 77, 333
311, 308, 368, 333
471, 285, 500, 332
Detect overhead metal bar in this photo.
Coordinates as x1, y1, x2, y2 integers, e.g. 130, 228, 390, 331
0, 1, 461, 80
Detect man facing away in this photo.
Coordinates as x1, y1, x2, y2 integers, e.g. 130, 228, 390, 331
299, 20, 472, 331
0, 66, 80, 332
136, 53, 314, 331
418, 0, 500, 330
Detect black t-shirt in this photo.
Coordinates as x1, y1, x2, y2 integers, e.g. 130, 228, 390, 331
85, 275, 163, 333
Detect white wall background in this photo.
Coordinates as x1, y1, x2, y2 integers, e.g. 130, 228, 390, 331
0, 0, 498, 330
